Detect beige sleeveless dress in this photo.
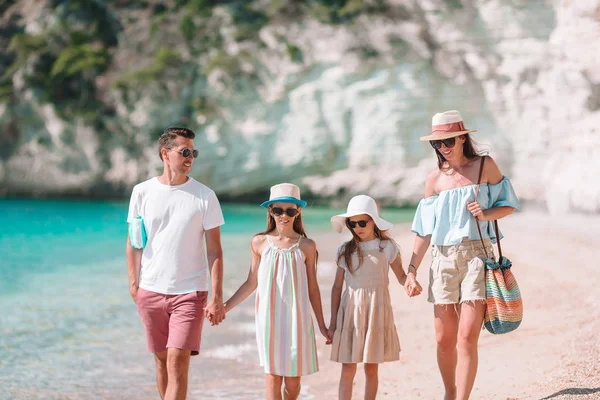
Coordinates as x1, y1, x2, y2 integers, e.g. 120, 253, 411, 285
330, 239, 401, 363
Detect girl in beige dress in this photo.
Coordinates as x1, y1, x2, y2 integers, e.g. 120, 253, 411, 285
328, 195, 423, 400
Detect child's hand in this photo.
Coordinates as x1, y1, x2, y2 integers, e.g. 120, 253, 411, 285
326, 324, 336, 345
207, 305, 228, 325
319, 325, 333, 345
411, 280, 423, 297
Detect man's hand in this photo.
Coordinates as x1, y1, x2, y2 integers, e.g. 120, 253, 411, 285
205, 227, 225, 326
205, 297, 226, 326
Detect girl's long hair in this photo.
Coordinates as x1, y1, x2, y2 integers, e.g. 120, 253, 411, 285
256, 205, 317, 262
337, 222, 400, 273
434, 134, 486, 170
256, 206, 307, 237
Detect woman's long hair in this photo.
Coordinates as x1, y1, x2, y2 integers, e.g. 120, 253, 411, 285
337, 222, 400, 274
434, 134, 486, 170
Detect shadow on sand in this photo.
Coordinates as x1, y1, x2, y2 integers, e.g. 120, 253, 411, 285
540, 387, 600, 399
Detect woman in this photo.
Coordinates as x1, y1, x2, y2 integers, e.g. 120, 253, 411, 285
404, 110, 520, 400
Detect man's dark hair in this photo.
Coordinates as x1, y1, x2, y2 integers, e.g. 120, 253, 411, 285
158, 127, 196, 161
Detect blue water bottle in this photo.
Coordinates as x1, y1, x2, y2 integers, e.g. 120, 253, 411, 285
129, 216, 147, 249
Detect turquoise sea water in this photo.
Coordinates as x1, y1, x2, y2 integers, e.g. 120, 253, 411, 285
0, 199, 415, 399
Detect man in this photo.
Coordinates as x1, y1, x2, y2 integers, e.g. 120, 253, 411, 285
126, 127, 225, 400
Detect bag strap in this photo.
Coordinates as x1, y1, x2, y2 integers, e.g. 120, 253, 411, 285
474, 156, 503, 260
494, 220, 502, 259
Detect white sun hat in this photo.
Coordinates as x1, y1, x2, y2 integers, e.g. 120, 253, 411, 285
330, 195, 393, 233
260, 183, 307, 208
420, 110, 477, 141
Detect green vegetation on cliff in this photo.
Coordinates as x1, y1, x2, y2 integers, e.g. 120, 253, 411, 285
1, 0, 387, 121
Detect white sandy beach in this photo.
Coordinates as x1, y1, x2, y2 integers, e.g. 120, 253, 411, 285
301, 209, 600, 400
162, 208, 600, 400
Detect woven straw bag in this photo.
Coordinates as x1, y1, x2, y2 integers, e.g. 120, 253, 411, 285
475, 157, 523, 334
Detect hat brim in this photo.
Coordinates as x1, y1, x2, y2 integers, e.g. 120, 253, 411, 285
330, 212, 393, 233
261, 196, 307, 208
420, 129, 477, 141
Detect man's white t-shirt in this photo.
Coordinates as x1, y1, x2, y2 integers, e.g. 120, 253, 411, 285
127, 177, 225, 294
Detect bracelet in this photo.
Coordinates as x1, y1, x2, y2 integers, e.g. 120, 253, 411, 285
408, 264, 417, 272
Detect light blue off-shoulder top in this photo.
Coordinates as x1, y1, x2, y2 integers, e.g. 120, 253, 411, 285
411, 177, 520, 246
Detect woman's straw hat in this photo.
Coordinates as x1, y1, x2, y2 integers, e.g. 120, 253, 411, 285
420, 110, 477, 141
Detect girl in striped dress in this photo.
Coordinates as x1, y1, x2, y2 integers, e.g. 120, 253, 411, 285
224, 183, 331, 400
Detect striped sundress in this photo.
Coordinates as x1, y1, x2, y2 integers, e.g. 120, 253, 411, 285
255, 235, 319, 377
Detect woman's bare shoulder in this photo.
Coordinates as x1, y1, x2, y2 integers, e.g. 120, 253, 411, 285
481, 155, 503, 184
424, 168, 441, 197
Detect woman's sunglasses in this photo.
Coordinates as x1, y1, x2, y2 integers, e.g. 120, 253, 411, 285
346, 219, 370, 229
430, 137, 457, 150
270, 207, 299, 217
169, 147, 199, 159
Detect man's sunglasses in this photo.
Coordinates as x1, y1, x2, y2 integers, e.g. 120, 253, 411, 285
430, 137, 457, 150
169, 148, 199, 159
346, 219, 370, 229
270, 207, 299, 217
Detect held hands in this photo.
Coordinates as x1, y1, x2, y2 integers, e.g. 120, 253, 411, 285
404, 272, 423, 298
327, 326, 336, 345
320, 323, 333, 345
205, 297, 226, 326
466, 201, 488, 220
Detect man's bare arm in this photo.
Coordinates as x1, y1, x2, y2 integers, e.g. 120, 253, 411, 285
126, 232, 142, 301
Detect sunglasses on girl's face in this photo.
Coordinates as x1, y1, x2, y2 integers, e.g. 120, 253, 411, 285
430, 137, 457, 150
347, 219, 369, 229
169, 147, 199, 159
270, 207, 299, 217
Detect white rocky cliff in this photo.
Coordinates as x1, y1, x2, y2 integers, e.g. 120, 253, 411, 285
0, 0, 598, 213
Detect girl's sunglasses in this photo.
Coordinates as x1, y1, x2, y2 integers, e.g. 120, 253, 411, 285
430, 137, 457, 150
169, 147, 199, 159
346, 219, 370, 229
270, 207, 299, 217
